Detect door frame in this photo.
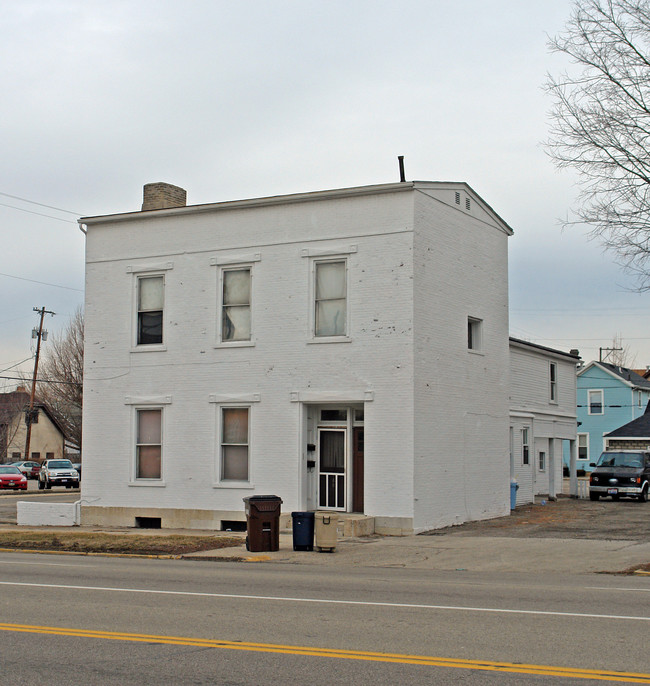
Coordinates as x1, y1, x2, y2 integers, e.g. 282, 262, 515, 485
317, 427, 347, 511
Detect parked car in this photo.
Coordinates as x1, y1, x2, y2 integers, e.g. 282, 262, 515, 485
0, 466, 28, 490
38, 459, 79, 490
10, 460, 41, 479
71, 463, 81, 478
589, 451, 650, 502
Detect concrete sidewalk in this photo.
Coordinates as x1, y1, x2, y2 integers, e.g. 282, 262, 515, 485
183, 530, 650, 574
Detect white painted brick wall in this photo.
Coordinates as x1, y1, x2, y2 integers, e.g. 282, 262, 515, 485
82, 183, 512, 530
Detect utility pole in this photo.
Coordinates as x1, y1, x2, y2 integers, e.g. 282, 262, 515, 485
24, 306, 55, 461
599, 346, 623, 363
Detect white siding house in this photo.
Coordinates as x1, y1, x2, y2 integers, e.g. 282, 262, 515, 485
509, 338, 580, 505
80, 181, 513, 534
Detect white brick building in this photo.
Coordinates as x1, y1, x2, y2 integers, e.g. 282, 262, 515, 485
80, 180, 513, 534
509, 338, 580, 504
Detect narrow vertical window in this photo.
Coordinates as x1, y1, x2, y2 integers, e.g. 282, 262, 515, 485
136, 409, 162, 479
222, 268, 251, 341
221, 407, 249, 481
522, 428, 530, 465
549, 362, 557, 402
588, 389, 603, 415
578, 433, 588, 461
315, 260, 346, 337
538, 451, 546, 471
138, 276, 163, 345
468, 317, 483, 351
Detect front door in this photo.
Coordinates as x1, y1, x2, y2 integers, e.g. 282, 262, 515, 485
318, 428, 346, 510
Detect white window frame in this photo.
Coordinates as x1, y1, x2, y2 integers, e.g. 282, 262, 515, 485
218, 405, 251, 484
312, 258, 348, 340
212, 253, 260, 348
127, 263, 173, 352
588, 389, 604, 415
302, 246, 356, 344
134, 407, 164, 484
522, 427, 530, 466
124, 395, 171, 486
549, 362, 557, 403
577, 432, 589, 462
218, 265, 254, 346
467, 317, 483, 353
538, 450, 546, 471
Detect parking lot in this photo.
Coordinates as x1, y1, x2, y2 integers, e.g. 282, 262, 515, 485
0, 478, 80, 525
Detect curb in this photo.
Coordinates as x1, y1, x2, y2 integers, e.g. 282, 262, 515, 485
0, 547, 180, 560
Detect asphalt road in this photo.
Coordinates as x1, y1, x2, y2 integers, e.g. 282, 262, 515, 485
0, 552, 648, 685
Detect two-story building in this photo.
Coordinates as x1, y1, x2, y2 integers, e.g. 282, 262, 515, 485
573, 362, 650, 471
509, 339, 580, 504
79, 180, 514, 534
0, 387, 66, 463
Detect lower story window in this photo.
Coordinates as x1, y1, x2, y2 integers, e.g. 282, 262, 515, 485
136, 409, 162, 479
578, 433, 588, 461
522, 428, 530, 465
221, 407, 249, 481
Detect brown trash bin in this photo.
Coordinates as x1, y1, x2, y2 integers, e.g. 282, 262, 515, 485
314, 511, 338, 552
243, 495, 283, 552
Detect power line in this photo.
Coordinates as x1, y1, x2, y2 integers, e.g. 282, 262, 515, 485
0, 202, 77, 224
0, 375, 81, 386
0, 357, 33, 374
0, 271, 83, 292
0, 191, 81, 215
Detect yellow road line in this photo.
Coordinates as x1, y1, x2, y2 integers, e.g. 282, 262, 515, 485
1, 622, 649, 682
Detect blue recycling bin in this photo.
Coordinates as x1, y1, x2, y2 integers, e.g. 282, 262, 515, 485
291, 511, 315, 551
510, 481, 519, 510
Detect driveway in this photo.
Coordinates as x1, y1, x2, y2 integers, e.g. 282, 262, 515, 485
423, 496, 650, 541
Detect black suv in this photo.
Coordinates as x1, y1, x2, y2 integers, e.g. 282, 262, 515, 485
589, 451, 650, 502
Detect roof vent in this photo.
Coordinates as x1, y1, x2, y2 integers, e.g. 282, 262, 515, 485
142, 183, 187, 211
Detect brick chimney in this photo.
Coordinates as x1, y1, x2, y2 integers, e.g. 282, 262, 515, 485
142, 182, 187, 211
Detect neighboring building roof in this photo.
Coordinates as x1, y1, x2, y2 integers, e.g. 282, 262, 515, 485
578, 361, 650, 390
0, 389, 66, 437
606, 402, 650, 438
508, 337, 581, 361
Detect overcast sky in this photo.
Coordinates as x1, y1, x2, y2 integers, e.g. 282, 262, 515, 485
2, 0, 649, 392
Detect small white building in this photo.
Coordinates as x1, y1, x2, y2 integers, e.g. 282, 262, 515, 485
80, 180, 513, 534
509, 338, 580, 504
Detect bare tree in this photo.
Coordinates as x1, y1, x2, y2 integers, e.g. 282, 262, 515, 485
37, 307, 83, 451
546, 0, 650, 287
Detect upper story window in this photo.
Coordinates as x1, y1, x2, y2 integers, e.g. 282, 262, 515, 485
588, 389, 604, 415
467, 317, 483, 352
137, 276, 164, 345
221, 268, 251, 342
315, 260, 346, 337
549, 362, 557, 402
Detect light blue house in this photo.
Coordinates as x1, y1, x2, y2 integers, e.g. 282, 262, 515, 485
569, 362, 650, 471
